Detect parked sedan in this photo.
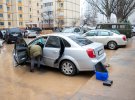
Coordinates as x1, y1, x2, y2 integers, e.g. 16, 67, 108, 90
62, 27, 84, 34
83, 29, 127, 50
24, 30, 38, 38
13, 33, 106, 76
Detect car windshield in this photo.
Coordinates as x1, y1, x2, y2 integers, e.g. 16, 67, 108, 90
69, 35, 93, 46
111, 30, 120, 35
62, 28, 74, 33
8, 28, 21, 33
29, 30, 35, 32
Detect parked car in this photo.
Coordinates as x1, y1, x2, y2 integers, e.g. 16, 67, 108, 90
0, 30, 6, 40
23, 30, 38, 38
96, 23, 132, 38
132, 26, 135, 36
31, 27, 42, 34
62, 27, 84, 34
83, 29, 127, 50
5, 28, 23, 43
13, 33, 106, 76
0, 39, 4, 47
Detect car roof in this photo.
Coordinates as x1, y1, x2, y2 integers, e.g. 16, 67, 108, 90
90, 29, 111, 32
40, 33, 80, 37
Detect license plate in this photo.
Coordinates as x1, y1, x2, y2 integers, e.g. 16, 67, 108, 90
13, 34, 18, 36
98, 49, 104, 55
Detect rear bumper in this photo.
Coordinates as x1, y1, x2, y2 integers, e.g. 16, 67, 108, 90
118, 41, 127, 47
78, 53, 106, 71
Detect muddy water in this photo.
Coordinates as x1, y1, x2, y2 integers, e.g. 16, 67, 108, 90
0, 42, 116, 100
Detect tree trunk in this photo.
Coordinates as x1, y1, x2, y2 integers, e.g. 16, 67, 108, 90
107, 16, 111, 23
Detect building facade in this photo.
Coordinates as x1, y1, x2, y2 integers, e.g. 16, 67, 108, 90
42, 0, 80, 29
0, 0, 41, 29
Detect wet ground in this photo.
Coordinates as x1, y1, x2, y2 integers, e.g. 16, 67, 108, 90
72, 37, 135, 100
0, 39, 129, 100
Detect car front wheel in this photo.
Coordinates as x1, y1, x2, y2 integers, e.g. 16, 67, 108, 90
60, 60, 77, 76
107, 41, 117, 50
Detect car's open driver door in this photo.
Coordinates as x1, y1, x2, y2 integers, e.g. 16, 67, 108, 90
13, 38, 28, 66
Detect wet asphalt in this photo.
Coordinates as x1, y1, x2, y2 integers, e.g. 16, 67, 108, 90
0, 37, 133, 100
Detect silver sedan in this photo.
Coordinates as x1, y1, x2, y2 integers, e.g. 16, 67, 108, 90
13, 33, 106, 76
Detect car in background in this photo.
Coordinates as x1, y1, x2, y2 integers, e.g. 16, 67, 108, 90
0, 30, 6, 40
62, 27, 84, 34
31, 27, 42, 34
132, 26, 135, 36
83, 29, 127, 50
96, 23, 132, 38
13, 33, 106, 76
5, 28, 23, 44
23, 30, 38, 38
0, 39, 4, 47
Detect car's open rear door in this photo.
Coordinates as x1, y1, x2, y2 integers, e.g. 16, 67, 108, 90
13, 38, 28, 66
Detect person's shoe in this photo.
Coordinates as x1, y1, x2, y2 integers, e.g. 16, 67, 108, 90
103, 80, 113, 86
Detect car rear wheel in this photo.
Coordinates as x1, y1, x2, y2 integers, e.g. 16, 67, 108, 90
107, 41, 117, 50
60, 60, 77, 76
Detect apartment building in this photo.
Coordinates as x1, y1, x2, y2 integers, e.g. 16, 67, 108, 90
42, 0, 80, 29
0, 0, 41, 29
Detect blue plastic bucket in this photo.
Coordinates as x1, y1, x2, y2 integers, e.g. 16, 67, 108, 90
95, 62, 109, 81
96, 71, 108, 81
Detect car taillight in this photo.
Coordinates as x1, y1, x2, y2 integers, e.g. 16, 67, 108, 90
87, 49, 96, 58
122, 36, 126, 41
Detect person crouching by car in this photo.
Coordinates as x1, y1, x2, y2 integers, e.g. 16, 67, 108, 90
29, 44, 42, 72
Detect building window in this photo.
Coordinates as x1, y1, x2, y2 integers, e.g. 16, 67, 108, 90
18, 7, 22, 10
30, 15, 32, 18
0, 5, 2, 9
8, 22, 11, 26
44, 2, 53, 7
0, 14, 3, 17
18, 0, 22, 2
30, 8, 31, 12
19, 14, 22, 18
8, 14, 10, 18
19, 22, 23, 26
6, 0, 9, 3
37, 3, 39, 6
37, 10, 39, 13
59, 3, 63, 7
7, 7, 10, 11
0, 22, 4, 26
38, 18, 39, 21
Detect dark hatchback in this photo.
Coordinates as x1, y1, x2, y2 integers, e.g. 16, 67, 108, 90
5, 28, 23, 43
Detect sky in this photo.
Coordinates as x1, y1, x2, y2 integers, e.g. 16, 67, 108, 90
80, 0, 135, 24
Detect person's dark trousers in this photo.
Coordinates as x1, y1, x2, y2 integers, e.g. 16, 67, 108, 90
30, 56, 41, 72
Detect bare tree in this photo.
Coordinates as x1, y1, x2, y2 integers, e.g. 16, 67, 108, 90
55, 18, 64, 32
41, 5, 54, 29
113, 0, 135, 22
71, 18, 80, 27
86, 0, 117, 23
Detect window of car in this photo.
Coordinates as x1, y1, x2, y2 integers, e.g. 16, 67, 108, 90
61, 38, 71, 47
74, 28, 80, 32
86, 31, 95, 36
29, 37, 48, 46
98, 31, 110, 36
69, 35, 93, 46
8, 28, 21, 34
62, 28, 74, 33
45, 36, 60, 48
